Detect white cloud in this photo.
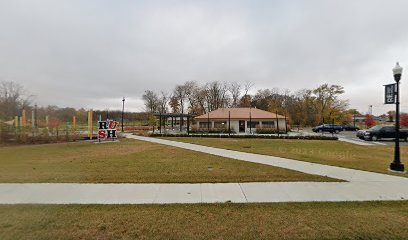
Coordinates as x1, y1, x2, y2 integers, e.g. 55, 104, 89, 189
1, 0, 408, 114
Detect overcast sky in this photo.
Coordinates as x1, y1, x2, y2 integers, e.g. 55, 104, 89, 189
1, 0, 408, 115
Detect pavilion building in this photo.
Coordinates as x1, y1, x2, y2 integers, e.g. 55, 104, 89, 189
194, 108, 287, 134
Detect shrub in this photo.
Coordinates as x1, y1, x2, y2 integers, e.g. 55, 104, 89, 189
0, 125, 83, 145
0, 123, 15, 143
190, 126, 236, 134
148, 133, 337, 140
256, 127, 277, 134
255, 127, 289, 134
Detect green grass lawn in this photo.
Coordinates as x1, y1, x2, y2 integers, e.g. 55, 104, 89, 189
162, 137, 408, 176
0, 139, 335, 183
1, 201, 408, 239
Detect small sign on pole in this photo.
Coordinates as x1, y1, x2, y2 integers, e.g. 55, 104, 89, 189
384, 83, 396, 104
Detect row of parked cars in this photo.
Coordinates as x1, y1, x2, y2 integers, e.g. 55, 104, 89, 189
312, 124, 408, 141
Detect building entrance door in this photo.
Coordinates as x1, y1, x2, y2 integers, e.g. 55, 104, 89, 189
239, 120, 245, 133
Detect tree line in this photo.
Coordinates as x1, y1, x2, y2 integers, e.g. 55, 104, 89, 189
2, 79, 406, 128
0, 80, 148, 126
142, 81, 354, 126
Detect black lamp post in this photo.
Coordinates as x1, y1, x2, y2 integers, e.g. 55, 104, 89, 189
282, 98, 288, 134
34, 104, 37, 128
228, 111, 231, 136
187, 112, 190, 135
390, 62, 404, 172
121, 97, 125, 133
207, 110, 210, 133
249, 109, 252, 134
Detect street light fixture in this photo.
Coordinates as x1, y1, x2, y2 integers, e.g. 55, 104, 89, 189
390, 62, 404, 172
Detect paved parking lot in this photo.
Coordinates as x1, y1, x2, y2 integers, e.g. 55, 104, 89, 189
301, 128, 408, 146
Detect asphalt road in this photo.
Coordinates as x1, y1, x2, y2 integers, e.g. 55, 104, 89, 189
301, 128, 408, 146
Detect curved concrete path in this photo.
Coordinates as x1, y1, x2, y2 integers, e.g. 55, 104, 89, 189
127, 135, 406, 183
0, 135, 407, 204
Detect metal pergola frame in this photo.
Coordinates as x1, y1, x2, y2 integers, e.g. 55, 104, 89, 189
153, 113, 193, 134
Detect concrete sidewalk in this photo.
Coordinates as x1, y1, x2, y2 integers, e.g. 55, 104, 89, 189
0, 135, 407, 204
337, 137, 374, 146
126, 135, 407, 183
1, 182, 407, 204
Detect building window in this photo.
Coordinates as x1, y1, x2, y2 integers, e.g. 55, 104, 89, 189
247, 121, 259, 128
214, 121, 227, 128
199, 122, 209, 128
262, 121, 275, 128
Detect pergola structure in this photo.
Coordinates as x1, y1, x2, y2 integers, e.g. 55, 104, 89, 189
153, 113, 193, 133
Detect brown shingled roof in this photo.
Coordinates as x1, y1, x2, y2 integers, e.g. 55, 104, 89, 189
194, 108, 286, 120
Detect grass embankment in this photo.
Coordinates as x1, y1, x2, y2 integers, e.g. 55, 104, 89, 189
0, 139, 334, 183
163, 137, 408, 176
1, 201, 408, 239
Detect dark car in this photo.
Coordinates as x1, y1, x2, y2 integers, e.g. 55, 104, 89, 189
356, 129, 366, 139
363, 126, 408, 141
342, 124, 360, 131
312, 124, 344, 133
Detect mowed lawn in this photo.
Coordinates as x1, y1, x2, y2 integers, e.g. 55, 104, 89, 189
163, 137, 408, 176
1, 201, 408, 239
0, 139, 334, 183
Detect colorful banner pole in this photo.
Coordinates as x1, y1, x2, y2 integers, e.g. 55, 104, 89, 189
88, 110, 93, 140
31, 110, 35, 129
73, 116, 76, 131
22, 109, 26, 127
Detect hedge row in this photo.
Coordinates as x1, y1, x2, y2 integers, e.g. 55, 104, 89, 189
190, 128, 237, 134
149, 133, 338, 140
254, 128, 286, 134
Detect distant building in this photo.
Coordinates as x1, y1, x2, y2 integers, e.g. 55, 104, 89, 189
353, 114, 366, 123
194, 108, 287, 133
352, 114, 388, 125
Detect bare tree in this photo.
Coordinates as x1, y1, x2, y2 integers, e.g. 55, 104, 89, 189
243, 81, 254, 96
0, 80, 32, 120
204, 81, 229, 111
183, 81, 199, 113
192, 86, 208, 114
228, 82, 241, 107
158, 91, 169, 113
142, 90, 159, 113
173, 84, 186, 114
239, 81, 254, 108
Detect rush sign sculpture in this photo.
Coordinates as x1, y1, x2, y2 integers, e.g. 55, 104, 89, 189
98, 120, 119, 139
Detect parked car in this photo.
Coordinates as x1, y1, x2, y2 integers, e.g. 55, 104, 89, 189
312, 124, 344, 133
342, 124, 360, 131
356, 129, 366, 139
363, 126, 408, 141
